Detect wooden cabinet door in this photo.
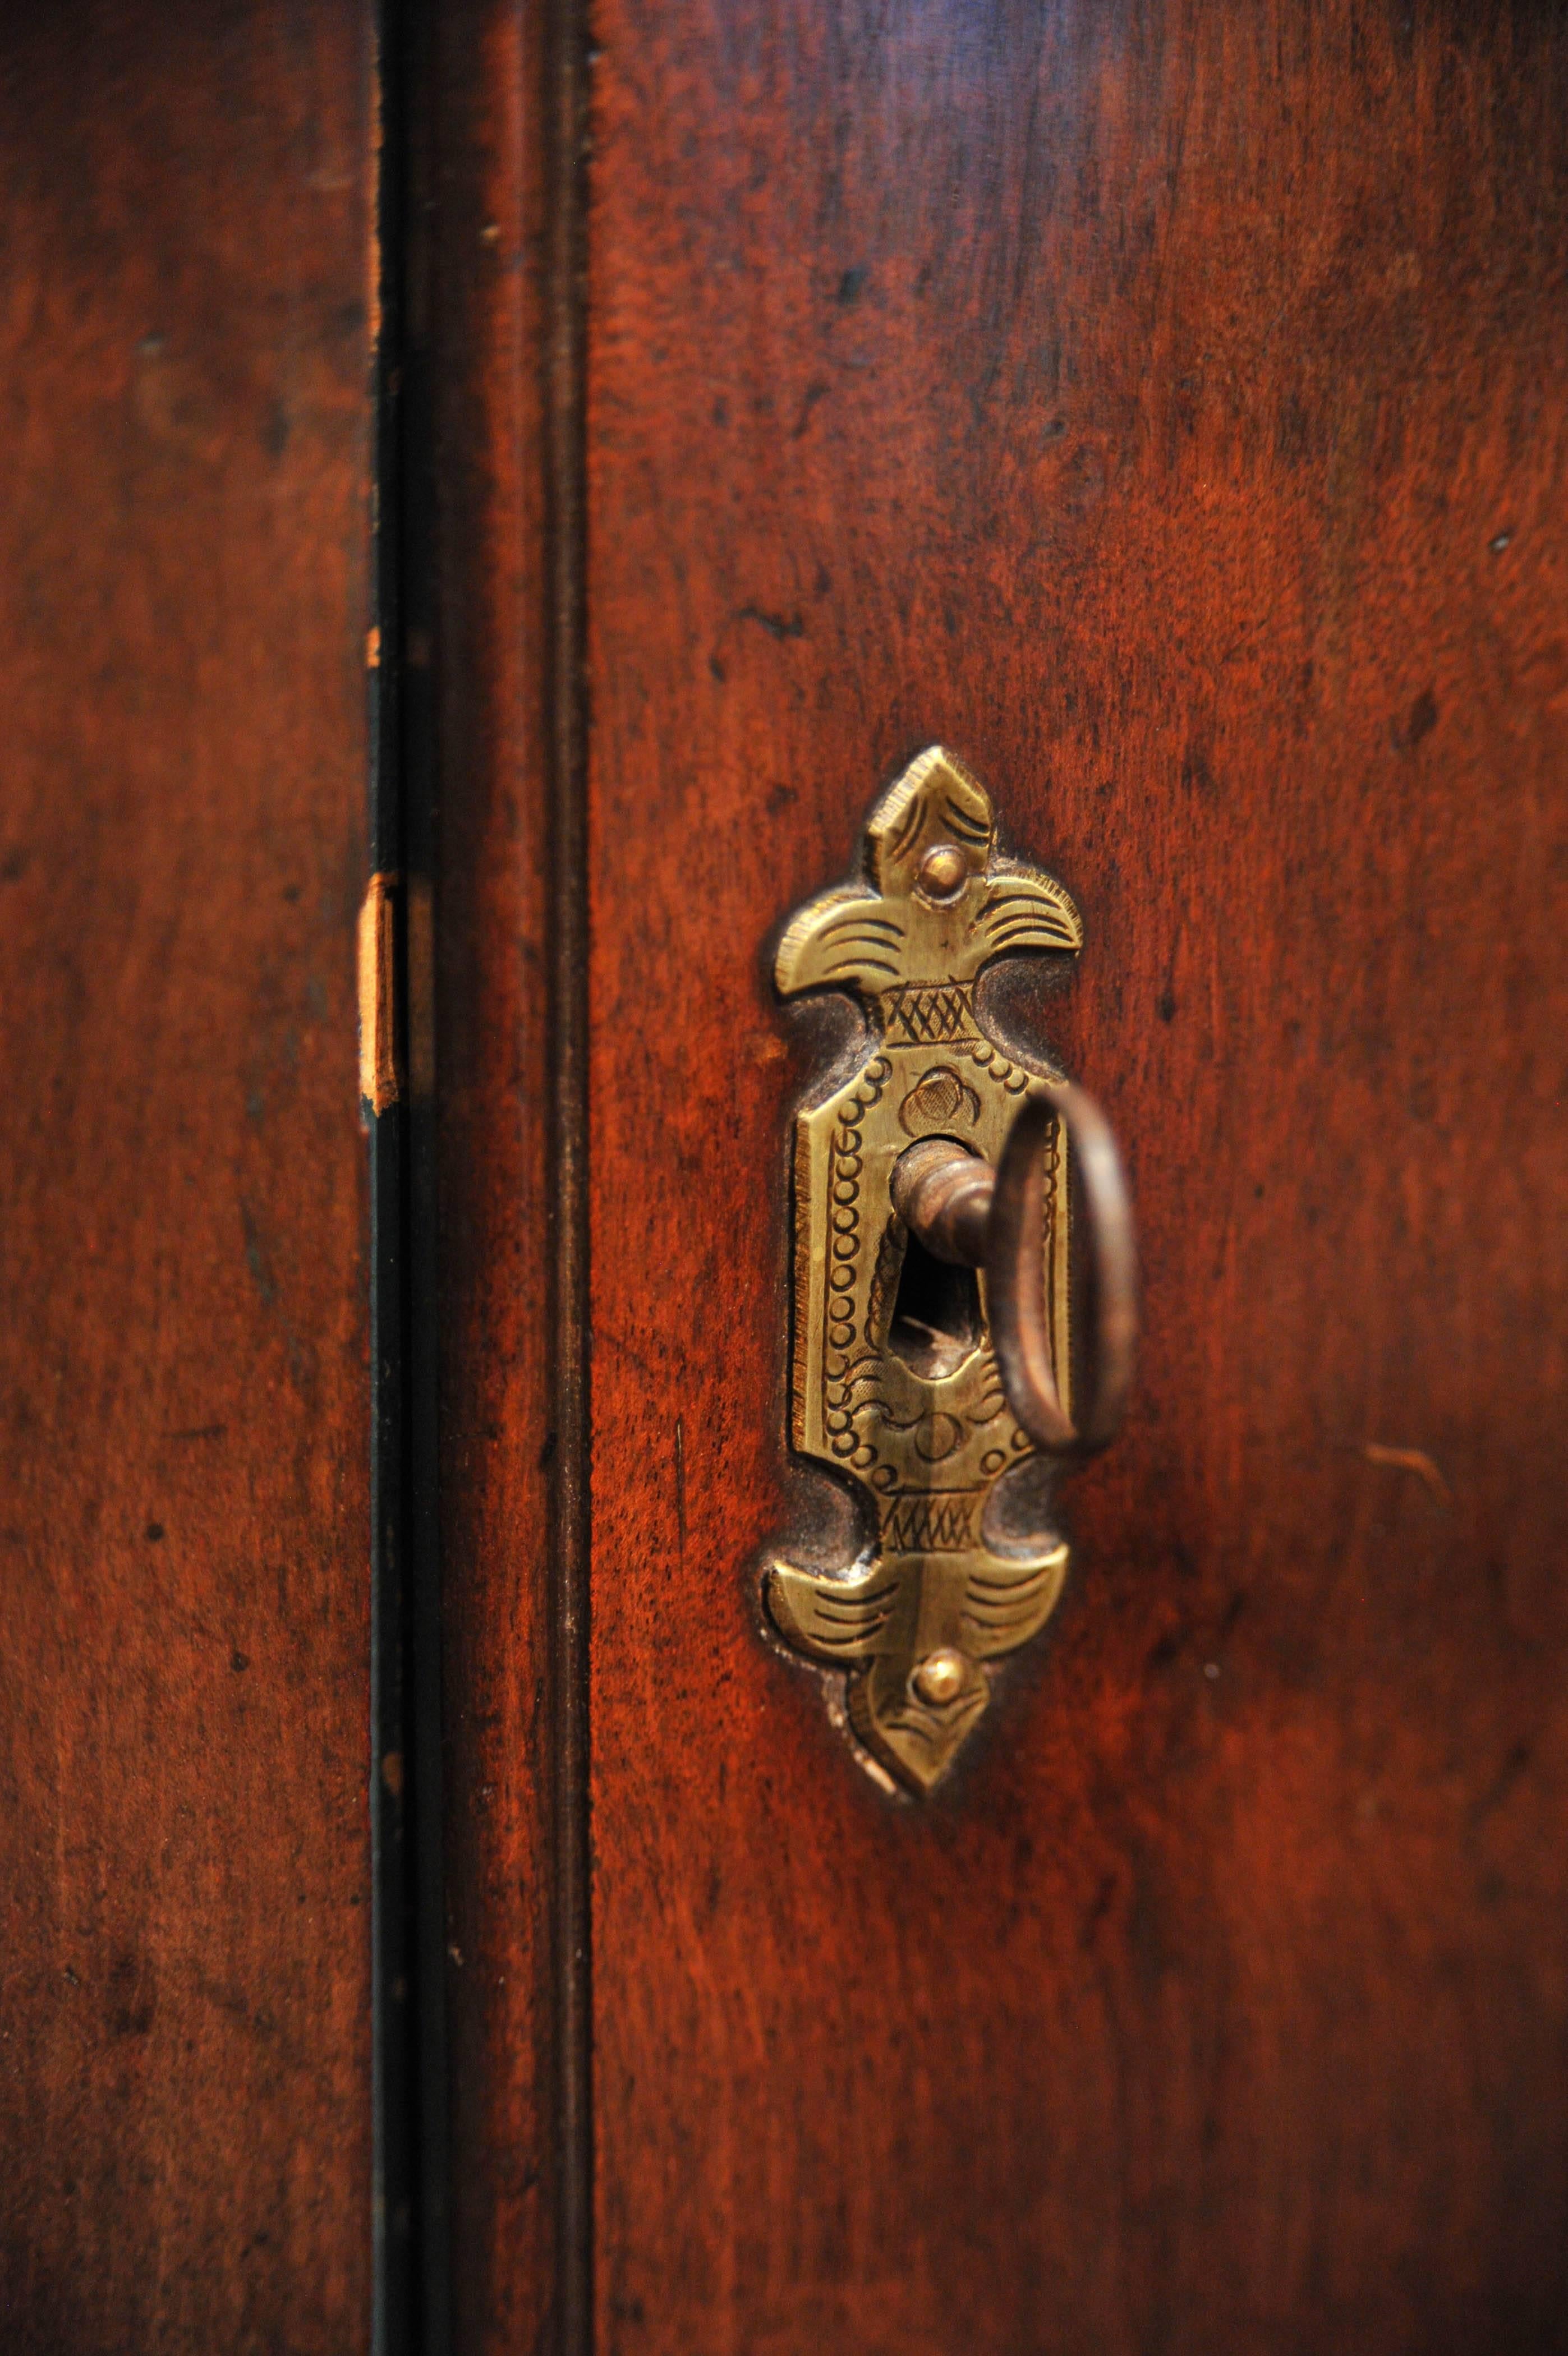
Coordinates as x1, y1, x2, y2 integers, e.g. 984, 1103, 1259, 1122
0, 7, 376, 2350
429, 4, 1568, 2352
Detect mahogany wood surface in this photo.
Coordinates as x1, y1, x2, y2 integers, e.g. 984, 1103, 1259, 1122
0, 7, 374, 2346
576, 4, 1568, 2353
427, 3, 564, 2349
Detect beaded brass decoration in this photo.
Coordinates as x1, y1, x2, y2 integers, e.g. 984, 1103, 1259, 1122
766, 747, 1082, 1794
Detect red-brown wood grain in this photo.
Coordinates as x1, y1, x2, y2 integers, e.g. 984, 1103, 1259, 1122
0, 6, 374, 2347
574, 4, 1568, 2352
427, 3, 564, 2348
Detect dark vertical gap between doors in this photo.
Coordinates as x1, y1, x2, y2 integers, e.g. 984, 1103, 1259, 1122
370, 3, 448, 2352
544, 0, 596, 2348
374, 3, 594, 2347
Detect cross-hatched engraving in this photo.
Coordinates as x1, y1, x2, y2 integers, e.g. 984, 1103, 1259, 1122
880, 983, 978, 1044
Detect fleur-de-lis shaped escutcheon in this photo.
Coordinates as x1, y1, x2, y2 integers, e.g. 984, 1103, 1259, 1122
766, 745, 1107, 1796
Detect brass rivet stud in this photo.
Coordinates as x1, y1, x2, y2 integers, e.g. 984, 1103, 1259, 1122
912, 1646, 967, 1706
917, 842, 968, 901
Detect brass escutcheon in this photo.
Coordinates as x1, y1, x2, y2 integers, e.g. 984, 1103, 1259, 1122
765, 746, 1136, 1796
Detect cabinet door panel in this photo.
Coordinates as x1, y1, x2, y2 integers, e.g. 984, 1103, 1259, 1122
436, 4, 1568, 2350
0, 8, 375, 2348
585, 8, 1568, 2351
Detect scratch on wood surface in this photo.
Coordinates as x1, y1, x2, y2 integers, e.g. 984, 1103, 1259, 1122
366, 32, 383, 353
1363, 1442, 1451, 1508
674, 1415, 686, 1577
357, 871, 400, 1114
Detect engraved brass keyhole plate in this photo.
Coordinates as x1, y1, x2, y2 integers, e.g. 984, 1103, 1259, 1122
765, 746, 1135, 1796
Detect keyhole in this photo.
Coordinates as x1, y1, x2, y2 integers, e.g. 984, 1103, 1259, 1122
888, 1227, 982, 1381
